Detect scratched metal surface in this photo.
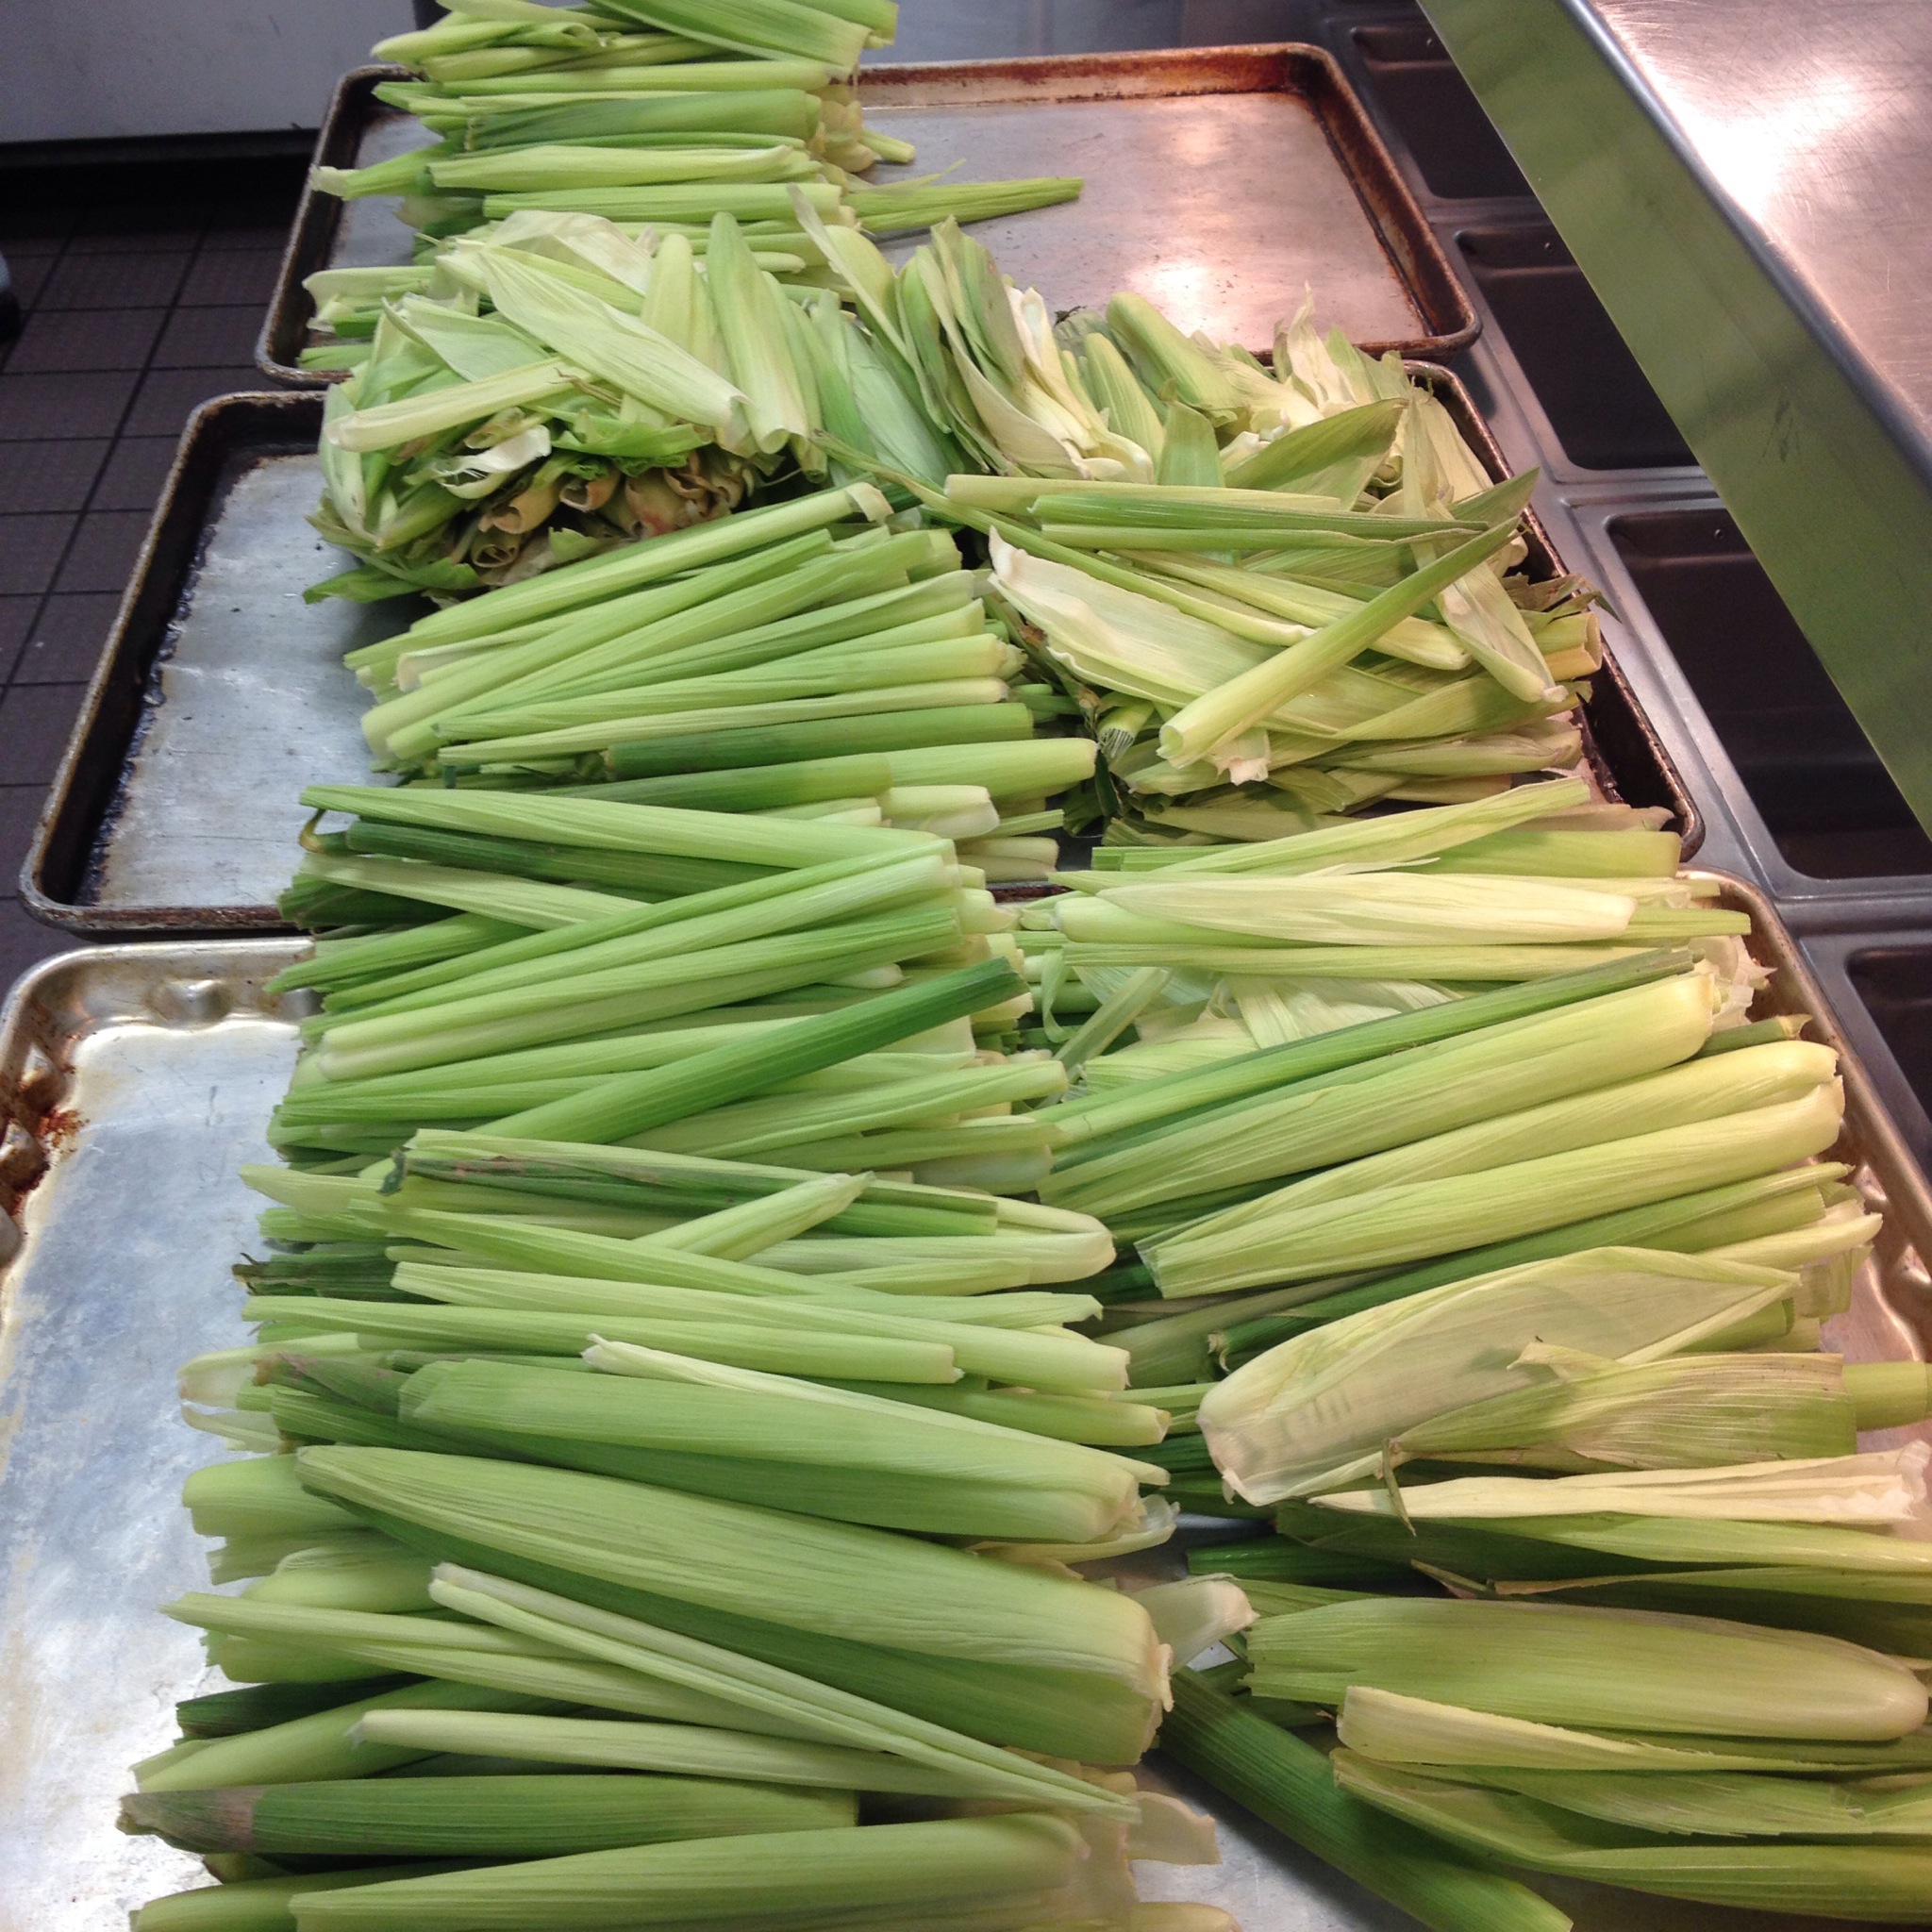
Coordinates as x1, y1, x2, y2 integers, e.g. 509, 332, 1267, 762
88, 450, 400, 916
1577, 0, 1932, 458
262, 46, 1474, 382
0, 944, 306, 1932
331, 108, 436, 272
4, 906, 1929, 1929
858, 90, 1420, 348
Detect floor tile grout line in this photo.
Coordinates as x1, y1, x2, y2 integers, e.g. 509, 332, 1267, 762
0, 214, 83, 691
2, 218, 204, 698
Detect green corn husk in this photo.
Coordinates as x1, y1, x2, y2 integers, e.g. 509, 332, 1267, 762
320, 1529, 1166, 1768
174, 1679, 409, 1740
305, 847, 955, 1031
1337, 1686, 1932, 1776
1144, 1076, 1846, 1296
1078, 872, 1649, 946
1157, 523, 1527, 768
123, 1774, 854, 1857
133, 1864, 479, 1932
824, 1378, 1172, 1446
489, 956, 1024, 1141
425, 1564, 1129, 1813
1041, 946, 1686, 1150
1386, 1346, 1857, 1473
385, 1133, 1001, 1239
600, 702, 1035, 779
1332, 1754, 1932, 1923
1158, 1671, 1569, 1932
376, 1257, 1121, 1391
1275, 1491, 1932, 1583
1422, 1763, 1932, 1840
242, 1541, 437, 1613
184, 1458, 364, 1541
1045, 972, 1716, 1219
164, 1579, 1126, 1816
290, 1447, 1168, 1753
1491, 1564, 1932, 1658
1308, 1449, 1932, 1533
394, 1351, 1160, 1541
1223, 397, 1407, 496
353, 1708, 1043, 1797
165, 1594, 771, 1728
141, 1678, 555, 1791
1196, 1247, 1798, 1504
1246, 1595, 1928, 1740
301, 785, 935, 873
301, 880, 958, 1058
286, 853, 634, 930
1209, 1166, 1852, 1358
242, 1294, 965, 1386
281, 1813, 1084, 1932
302, 903, 970, 1082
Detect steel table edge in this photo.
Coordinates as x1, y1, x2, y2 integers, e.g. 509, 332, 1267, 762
1538, 0, 1932, 492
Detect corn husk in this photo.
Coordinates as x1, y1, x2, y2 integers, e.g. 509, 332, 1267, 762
1198, 1248, 1799, 1504
1247, 1595, 1928, 1740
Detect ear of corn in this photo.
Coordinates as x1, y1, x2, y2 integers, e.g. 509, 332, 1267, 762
281, 1813, 1087, 1932
289, 1446, 1169, 1757
1158, 1672, 1571, 1932
122, 1773, 856, 1857
1333, 1755, 1932, 1923
1247, 1595, 1927, 1740
1197, 1249, 1798, 1504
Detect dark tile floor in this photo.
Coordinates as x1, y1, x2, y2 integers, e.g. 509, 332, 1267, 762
0, 153, 305, 991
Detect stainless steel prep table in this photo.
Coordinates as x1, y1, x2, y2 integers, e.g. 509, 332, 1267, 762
1413, 0, 1932, 870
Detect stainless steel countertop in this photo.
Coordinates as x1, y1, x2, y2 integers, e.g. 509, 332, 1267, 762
1423, 0, 1932, 843
1570, 0, 1932, 474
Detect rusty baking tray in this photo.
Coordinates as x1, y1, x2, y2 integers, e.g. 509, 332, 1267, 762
21, 369, 1696, 938
21, 392, 404, 939
2, 906, 1922, 1932
258, 45, 1477, 385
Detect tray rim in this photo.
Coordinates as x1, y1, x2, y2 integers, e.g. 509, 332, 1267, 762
19, 391, 326, 941
1706, 868, 1932, 1312
254, 42, 1479, 388
1405, 358, 1702, 858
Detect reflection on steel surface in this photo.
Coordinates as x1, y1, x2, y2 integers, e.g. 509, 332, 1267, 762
261, 48, 1478, 385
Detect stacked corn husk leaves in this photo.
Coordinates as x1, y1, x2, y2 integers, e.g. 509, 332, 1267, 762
326, 482, 1090, 880
1162, 1253, 1932, 1924
134, 791, 1264, 1930
135, 769, 1919, 1928
1023, 791, 1924, 1924
300, 0, 1078, 599
308, 209, 927, 602
306, 0, 1078, 356
774, 212, 1606, 834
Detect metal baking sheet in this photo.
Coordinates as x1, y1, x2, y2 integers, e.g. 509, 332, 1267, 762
21, 371, 1697, 937
0, 941, 307, 1932
1, 900, 1922, 1932
22, 393, 398, 938
258, 46, 1477, 386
